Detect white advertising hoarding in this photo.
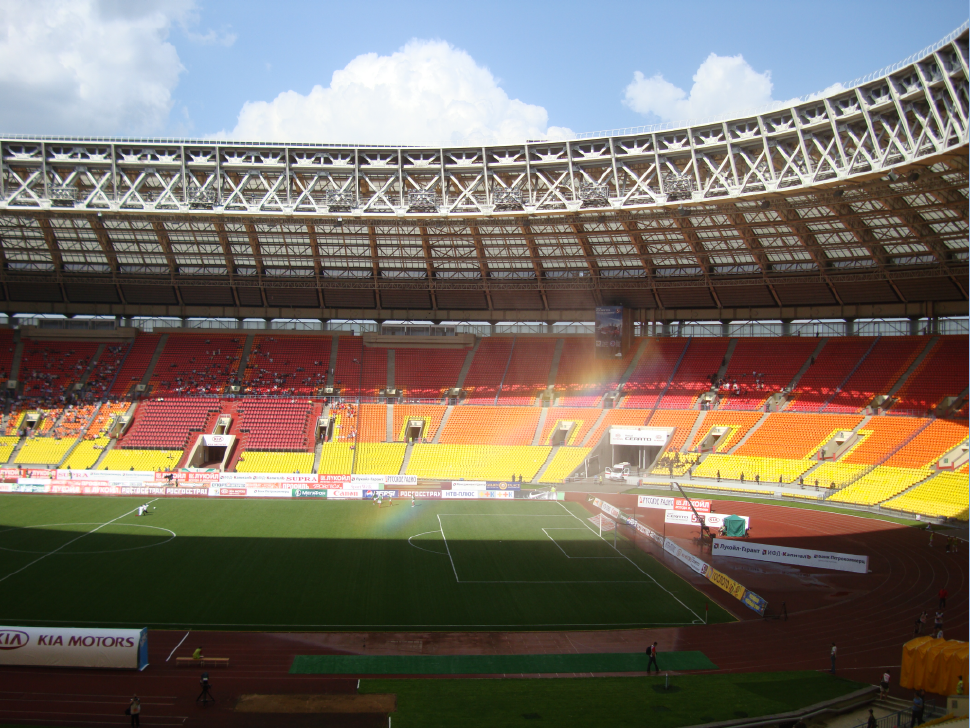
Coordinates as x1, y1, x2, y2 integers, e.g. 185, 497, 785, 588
711, 539, 868, 573
610, 427, 668, 446
0, 626, 147, 669
201, 434, 234, 447
664, 511, 749, 529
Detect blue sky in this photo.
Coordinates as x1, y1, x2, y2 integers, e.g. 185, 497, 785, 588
1, 0, 966, 143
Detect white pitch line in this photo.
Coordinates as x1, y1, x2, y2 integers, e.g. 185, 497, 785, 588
0, 499, 159, 585
542, 527, 625, 559
556, 500, 704, 623
165, 630, 191, 662
437, 514, 460, 583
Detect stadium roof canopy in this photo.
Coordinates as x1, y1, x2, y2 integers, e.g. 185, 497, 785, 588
0, 27, 967, 325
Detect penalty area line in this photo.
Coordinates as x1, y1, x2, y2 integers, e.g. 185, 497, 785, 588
0, 499, 159, 585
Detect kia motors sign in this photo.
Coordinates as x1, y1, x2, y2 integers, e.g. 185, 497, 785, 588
609, 427, 668, 446
201, 434, 233, 447
711, 539, 869, 573
0, 626, 147, 670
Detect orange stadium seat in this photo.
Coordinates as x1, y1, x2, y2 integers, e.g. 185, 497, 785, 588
438, 406, 541, 446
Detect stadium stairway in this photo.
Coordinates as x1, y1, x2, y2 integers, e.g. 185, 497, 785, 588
9, 334, 23, 382
454, 338, 481, 389
680, 410, 708, 453
532, 408, 549, 446
842, 417, 936, 488
818, 337, 880, 412
579, 410, 609, 447
4, 436, 26, 465
715, 338, 739, 384
312, 441, 323, 473
787, 338, 828, 390
76, 343, 107, 387
727, 412, 770, 453
648, 338, 690, 412
386, 404, 394, 441
237, 333, 256, 374
399, 441, 414, 475
432, 405, 453, 443
387, 349, 395, 390
140, 334, 169, 388
547, 339, 564, 390
326, 337, 340, 387
492, 337, 517, 404
531, 445, 560, 483
90, 438, 116, 469
885, 336, 939, 402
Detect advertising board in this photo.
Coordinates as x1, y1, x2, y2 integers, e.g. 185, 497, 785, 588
610, 428, 668, 447
477, 490, 515, 499
711, 539, 869, 574
450, 481, 486, 489
637, 495, 713, 512
292, 489, 328, 498
0, 626, 147, 670
327, 489, 364, 499
664, 511, 749, 529
662, 538, 709, 575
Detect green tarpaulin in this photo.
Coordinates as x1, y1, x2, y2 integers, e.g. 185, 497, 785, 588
722, 515, 747, 537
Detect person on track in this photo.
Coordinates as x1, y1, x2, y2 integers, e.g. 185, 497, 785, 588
646, 641, 659, 673
128, 696, 141, 727
830, 643, 837, 674
880, 672, 891, 698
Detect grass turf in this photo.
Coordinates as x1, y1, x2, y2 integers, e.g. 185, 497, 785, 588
0, 495, 732, 630
359, 671, 868, 728
290, 651, 717, 675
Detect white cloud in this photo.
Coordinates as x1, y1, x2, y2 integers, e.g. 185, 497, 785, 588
624, 53, 847, 124
0, 0, 227, 136
222, 39, 573, 145
624, 53, 778, 122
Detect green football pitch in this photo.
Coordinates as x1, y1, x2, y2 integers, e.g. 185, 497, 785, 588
0, 495, 732, 630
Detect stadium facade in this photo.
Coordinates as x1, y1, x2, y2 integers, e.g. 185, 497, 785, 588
0, 26, 965, 331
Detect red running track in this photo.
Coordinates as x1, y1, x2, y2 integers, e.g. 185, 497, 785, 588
0, 498, 964, 727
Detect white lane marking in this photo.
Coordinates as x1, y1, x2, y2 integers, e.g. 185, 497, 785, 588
165, 630, 191, 662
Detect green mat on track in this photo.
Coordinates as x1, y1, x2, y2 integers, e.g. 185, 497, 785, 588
290, 652, 716, 675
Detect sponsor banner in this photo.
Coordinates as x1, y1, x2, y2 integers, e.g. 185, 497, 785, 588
210, 486, 246, 497
118, 486, 209, 497
398, 490, 442, 499
450, 481, 486, 489
442, 490, 481, 499
82, 484, 122, 495
350, 474, 386, 486
636, 495, 713, 512
638, 495, 675, 510
292, 489, 328, 498
663, 538, 709, 576
27, 469, 54, 479
201, 434, 233, 447
610, 427, 668, 447
630, 519, 665, 546
742, 589, 768, 616
327, 489, 364, 499
385, 475, 417, 486
246, 487, 292, 498
711, 539, 868, 574
486, 482, 521, 490
0, 626, 147, 670
48, 484, 83, 494
592, 498, 622, 520
318, 474, 352, 483
0, 468, 20, 478
706, 567, 747, 601
477, 490, 515, 499
363, 490, 399, 499
664, 511, 750, 529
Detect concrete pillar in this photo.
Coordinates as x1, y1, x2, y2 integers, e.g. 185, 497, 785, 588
662, 320, 671, 337
781, 319, 791, 337
845, 318, 856, 336
180, 317, 188, 328
489, 322, 497, 336
263, 318, 272, 330
545, 321, 554, 334
908, 317, 920, 336
929, 317, 939, 335
720, 319, 731, 337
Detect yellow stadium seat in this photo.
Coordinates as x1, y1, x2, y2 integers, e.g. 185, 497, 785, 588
100, 449, 181, 471
15, 437, 78, 466
0, 435, 19, 464
236, 451, 314, 474
538, 447, 591, 483
827, 466, 932, 506
62, 437, 110, 470
407, 444, 551, 481
353, 443, 406, 475
882, 472, 969, 520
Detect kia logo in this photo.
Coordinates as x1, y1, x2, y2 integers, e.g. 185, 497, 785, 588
0, 630, 29, 649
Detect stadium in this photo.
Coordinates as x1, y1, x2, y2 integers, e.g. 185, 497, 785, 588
0, 20, 967, 728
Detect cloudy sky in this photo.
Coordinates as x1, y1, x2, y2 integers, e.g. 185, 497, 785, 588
0, 0, 965, 144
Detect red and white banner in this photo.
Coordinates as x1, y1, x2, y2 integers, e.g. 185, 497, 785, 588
637, 495, 712, 513
397, 490, 442, 499
327, 488, 364, 499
